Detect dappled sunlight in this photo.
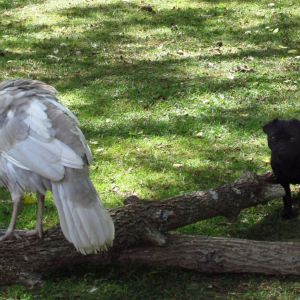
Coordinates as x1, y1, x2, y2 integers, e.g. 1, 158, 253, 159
0, 0, 300, 298
0, 0, 298, 246
89, 132, 266, 201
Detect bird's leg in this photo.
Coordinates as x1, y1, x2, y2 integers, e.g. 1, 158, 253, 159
24, 193, 45, 238
281, 183, 297, 219
0, 194, 22, 241
36, 193, 45, 238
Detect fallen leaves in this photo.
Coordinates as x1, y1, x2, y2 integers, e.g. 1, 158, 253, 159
173, 163, 184, 169
140, 4, 156, 14
278, 45, 288, 49
214, 41, 223, 48
171, 24, 179, 31
177, 49, 185, 55
206, 62, 216, 68
287, 49, 298, 54
227, 74, 236, 80
233, 65, 255, 73
47, 55, 60, 61
195, 132, 204, 138
243, 56, 255, 62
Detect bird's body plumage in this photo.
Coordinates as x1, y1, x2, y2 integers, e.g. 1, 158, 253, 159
0, 79, 114, 254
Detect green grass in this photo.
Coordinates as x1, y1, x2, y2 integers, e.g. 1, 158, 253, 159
0, 0, 300, 298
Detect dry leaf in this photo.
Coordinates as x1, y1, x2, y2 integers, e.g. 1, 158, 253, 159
47, 55, 60, 61
195, 132, 204, 138
227, 74, 235, 80
288, 49, 298, 54
140, 5, 155, 13
278, 45, 288, 49
173, 163, 183, 168
95, 148, 104, 153
233, 65, 255, 73
89, 287, 98, 294
207, 62, 215, 68
215, 41, 223, 47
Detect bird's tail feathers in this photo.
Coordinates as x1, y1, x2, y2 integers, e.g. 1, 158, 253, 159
52, 172, 114, 254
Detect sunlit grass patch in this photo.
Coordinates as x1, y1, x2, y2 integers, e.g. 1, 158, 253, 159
0, 0, 299, 298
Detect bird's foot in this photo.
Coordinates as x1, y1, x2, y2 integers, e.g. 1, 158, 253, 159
0, 230, 22, 241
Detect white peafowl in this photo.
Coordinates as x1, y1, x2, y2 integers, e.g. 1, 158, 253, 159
0, 79, 114, 254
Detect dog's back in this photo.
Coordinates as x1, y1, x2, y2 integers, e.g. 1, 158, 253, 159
263, 118, 300, 184
263, 118, 300, 218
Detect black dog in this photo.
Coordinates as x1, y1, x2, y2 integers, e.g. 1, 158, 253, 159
263, 118, 300, 219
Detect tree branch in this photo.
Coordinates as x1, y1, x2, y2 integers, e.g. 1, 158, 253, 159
0, 172, 287, 286
118, 234, 300, 275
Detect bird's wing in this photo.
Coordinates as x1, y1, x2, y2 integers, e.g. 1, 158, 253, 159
0, 80, 92, 181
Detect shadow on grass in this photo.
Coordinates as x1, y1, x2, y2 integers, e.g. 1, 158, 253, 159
233, 199, 300, 242
0, 0, 45, 10
1, 2, 300, 297
0, 1, 298, 110
56, 1, 300, 45
1, 1, 299, 67
38, 263, 300, 300
0, 1, 298, 199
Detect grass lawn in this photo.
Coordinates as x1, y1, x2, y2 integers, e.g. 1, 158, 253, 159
0, 0, 300, 299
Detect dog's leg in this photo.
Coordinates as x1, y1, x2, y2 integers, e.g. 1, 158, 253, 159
281, 183, 297, 219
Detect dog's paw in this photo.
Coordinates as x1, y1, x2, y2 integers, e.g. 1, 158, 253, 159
281, 209, 298, 219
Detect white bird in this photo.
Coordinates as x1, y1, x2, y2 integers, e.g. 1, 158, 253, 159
0, 79, 114, 254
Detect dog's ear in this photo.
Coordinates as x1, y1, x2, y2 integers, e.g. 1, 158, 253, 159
263, 118, 278, 134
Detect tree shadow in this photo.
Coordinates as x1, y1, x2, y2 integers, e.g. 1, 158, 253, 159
0, 0, 298, 203
0, 0, 45, 10
231, 199, 300, 242
56, 1, 300, 47
1, 2, 300, 296
0, 1, 298, 107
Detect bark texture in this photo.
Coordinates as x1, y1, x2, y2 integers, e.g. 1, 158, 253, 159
119, 234, 300, 275
0, 172, 289, 286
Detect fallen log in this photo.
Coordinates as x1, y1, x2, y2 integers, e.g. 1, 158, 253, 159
0, 172, 287, 286
118, 234, 300, 275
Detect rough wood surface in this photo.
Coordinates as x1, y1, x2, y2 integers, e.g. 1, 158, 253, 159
118, 234, 300, 275
0, 172, 287, 286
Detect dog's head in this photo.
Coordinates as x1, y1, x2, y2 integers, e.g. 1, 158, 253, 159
263, 118, 300, 160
